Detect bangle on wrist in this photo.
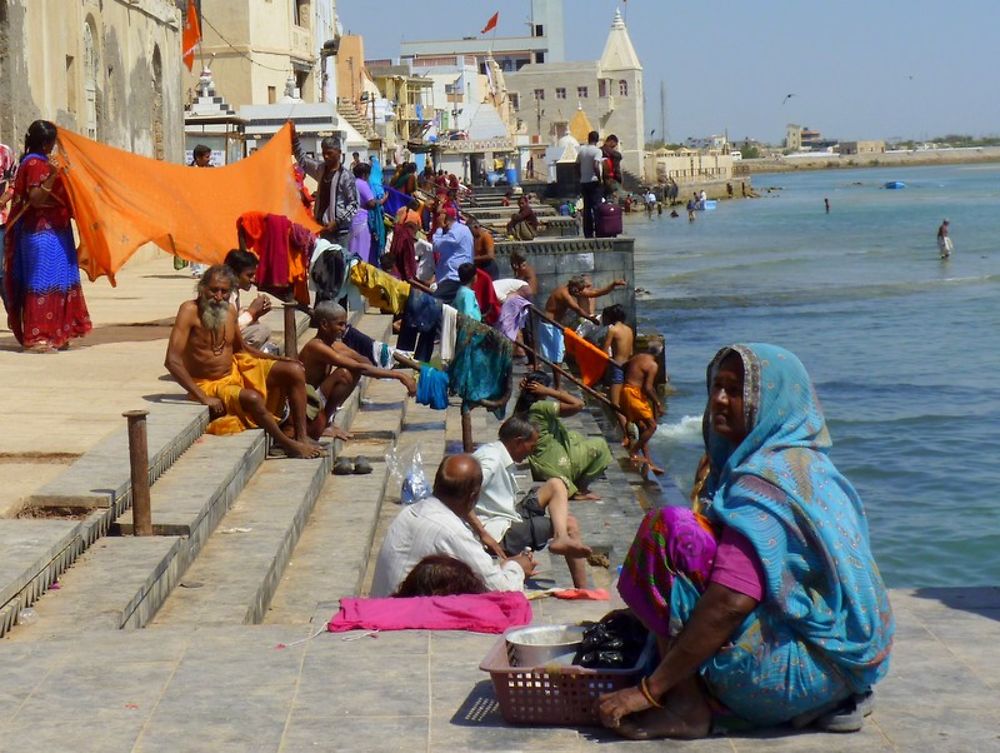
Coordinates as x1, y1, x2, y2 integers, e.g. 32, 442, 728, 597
638, 676, 663, 709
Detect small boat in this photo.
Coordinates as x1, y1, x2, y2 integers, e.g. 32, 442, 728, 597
884, 181, 906, 189
694, 200, 717, 211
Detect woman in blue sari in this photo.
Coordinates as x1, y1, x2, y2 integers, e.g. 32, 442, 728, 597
597, 344, 894, 738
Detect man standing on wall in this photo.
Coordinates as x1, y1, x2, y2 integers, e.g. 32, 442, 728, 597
576, 130, 603, 239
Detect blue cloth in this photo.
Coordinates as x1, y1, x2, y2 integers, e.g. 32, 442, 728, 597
691, 343, 894, 726
432, 222, 473, 283
402, 287, 442, 333
13, 226, 81, 293
416, 364, 449, 410
384, 187, 411, 217
452, 286, 481, 321
448, 314, 513, 418
368, 158, 387, 254
535, 321, 565, 364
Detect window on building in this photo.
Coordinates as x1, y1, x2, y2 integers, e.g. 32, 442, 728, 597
619, 80, 628, 96
599, 79, 608, 98
509, 92, 520, 109
65, 56, 77, 115
534, 88, 544, 101
555, 87, 566, 99
535, 24, 544, 37
268, 86, 277, 104
535, 52, 545, 64
294, 0, 310, 27
577, 86, 588, 99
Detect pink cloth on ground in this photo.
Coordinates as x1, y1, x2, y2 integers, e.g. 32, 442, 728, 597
552, 588, 609, 601
327, 592, 533, 634
708, 527, 766, 601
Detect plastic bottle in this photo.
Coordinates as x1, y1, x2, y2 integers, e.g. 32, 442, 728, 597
17, 607, 38, 626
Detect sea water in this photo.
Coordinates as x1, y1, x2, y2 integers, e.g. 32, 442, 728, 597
633, 163, 1000, 587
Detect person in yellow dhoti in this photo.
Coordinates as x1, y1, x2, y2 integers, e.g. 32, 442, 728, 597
165, 265, 323, 458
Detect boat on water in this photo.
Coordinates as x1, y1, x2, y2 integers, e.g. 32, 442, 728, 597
884, 181, 906, 189
695, 200, 718, 211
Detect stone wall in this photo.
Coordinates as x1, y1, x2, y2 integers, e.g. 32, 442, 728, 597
494, 237, 637, 326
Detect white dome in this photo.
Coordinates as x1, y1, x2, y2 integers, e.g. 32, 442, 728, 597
557, 134, 580, 149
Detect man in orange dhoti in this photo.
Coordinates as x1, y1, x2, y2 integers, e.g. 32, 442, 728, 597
164, 265, 323, 458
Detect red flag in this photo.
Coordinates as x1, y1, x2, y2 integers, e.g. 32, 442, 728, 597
182, 0, 201, 72
481, 11, 499, 35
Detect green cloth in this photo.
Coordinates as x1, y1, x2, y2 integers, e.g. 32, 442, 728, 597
526, 400, 612, 497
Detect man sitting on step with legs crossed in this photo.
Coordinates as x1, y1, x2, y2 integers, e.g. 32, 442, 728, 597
164, 265, 323, 458
466, 415, 593, 589
299, 301, 417, 442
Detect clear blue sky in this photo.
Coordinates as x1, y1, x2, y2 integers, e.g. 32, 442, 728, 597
337, 0, 1000, 144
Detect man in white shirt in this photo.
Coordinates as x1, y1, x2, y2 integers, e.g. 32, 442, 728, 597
370, 454, 537, 597
468, 416, 592, 588
576, 130, 603, 239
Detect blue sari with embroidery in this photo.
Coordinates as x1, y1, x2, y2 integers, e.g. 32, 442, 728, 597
367, 157, 386, 255
674, 344, 894, 726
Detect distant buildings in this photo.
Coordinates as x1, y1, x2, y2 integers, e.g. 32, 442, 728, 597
506, 9, 645, 180
839, 140, 886, 155
400, 0, 564, 73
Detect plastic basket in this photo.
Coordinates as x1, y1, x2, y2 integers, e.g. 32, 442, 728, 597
479, 629, 654, 726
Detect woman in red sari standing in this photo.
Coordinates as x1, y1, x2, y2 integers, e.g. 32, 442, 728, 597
3, 120, 91, 351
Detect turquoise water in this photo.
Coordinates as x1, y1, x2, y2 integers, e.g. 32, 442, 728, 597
632, 163, 1000, 587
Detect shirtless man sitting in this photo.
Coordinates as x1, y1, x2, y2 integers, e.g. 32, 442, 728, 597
299, 302, 417, 440
621, 342, 665, 475
601, 304, 634, 441
165, 265, 322, 459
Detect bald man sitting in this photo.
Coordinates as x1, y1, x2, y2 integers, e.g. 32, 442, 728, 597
370, 455, 538, 597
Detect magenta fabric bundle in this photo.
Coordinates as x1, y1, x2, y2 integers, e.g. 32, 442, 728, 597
327, 592, 533, 634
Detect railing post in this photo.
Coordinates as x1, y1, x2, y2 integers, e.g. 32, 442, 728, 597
123, 410, 152, 536
283, 302, 298, 359
461, 406, 474, 453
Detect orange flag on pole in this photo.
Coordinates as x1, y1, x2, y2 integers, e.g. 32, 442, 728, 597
55, 123, 319, 285
481, 11, 499, 35
182, 0, 201, 72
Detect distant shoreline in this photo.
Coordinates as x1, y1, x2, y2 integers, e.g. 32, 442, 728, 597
740, 146, 1000, 174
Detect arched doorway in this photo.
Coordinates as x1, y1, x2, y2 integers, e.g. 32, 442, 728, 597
151, 44, 164, 160
83, 17, 99, 139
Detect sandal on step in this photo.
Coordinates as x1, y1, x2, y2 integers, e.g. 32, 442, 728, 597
352, 456, 373, 475
333, 457, 353, 475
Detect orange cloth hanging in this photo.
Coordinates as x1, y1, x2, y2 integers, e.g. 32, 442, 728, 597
562, 327, 611, 387
56, 123, 319, 285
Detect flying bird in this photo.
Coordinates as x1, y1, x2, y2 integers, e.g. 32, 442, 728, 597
781, 93, 796, 106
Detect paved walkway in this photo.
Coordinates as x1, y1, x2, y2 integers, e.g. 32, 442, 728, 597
2, 254, 1000, 751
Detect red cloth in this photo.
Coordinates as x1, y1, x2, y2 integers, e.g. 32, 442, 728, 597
12, 156, 71, 231
552, 588, 609, 601
388, 221, 417, 280
250, 214, 291, 289
327, 592, 533, 634
562, 327, 611, 386
709, 527, 766, 601
472, 268, 501, 325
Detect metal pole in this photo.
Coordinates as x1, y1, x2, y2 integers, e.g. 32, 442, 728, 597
123, 410, 152, 536
461, 406, 474, 453
283, 302, 298, 359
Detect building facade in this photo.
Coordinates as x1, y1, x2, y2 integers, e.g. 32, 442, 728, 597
188, 0, 337, 108
400, 0, 564, 73
0, 0, 184, 160
839, 140, 886, 155
505, 10, 644, 179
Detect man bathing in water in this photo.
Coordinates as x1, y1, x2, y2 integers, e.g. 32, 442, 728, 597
165, 265, 323, 459
621, 343, 665, 475
300, 302, 417, 440
601, 304, 633, 441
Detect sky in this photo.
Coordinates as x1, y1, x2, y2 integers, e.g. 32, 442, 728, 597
336, 0, 1000, 144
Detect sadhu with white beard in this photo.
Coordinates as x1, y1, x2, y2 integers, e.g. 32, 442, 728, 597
165, 265, 324, 458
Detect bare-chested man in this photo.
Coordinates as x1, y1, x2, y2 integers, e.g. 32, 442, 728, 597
165, 265, 322, 459
621, 343, 665, 475
299, 302, 417, 440
509, 250, 538, 297
536, 276, 600, 388
601, 304, 634, 440
575, 274, 628, 319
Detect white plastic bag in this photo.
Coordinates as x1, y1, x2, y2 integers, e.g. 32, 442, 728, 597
386, 445, 431, 505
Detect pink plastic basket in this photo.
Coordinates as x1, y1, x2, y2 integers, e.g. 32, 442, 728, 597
479, 631, 653, 726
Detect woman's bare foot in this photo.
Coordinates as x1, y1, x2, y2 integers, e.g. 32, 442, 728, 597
322, 425, 353, 442
615, 705, 708, 740
548, 535, 592, 558
571, 490, 601, 501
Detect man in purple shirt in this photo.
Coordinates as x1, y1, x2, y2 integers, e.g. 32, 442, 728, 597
431, 205, 473, 304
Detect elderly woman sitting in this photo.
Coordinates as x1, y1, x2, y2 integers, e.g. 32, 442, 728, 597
513, 371, 612, 501
598, 344, 894, 738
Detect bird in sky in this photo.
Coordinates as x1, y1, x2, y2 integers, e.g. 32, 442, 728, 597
782, 93, 796, 105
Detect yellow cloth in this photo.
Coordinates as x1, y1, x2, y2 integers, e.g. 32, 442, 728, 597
56, 123, 319, 285
621, 384, 654, 422
192, 352, 283, 435
349, 261, 411, 314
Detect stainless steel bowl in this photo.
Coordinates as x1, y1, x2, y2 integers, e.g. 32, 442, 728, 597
505, 624, 586, 667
